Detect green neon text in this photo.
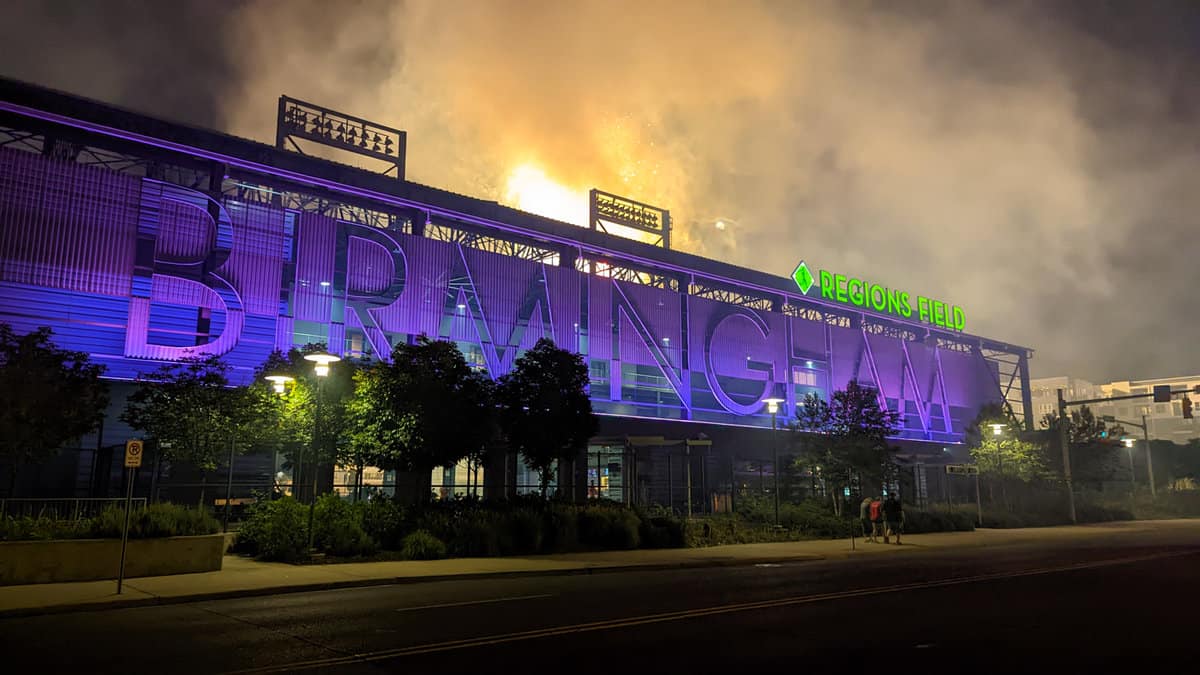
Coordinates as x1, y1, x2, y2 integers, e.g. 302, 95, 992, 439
801, 266, 963, 331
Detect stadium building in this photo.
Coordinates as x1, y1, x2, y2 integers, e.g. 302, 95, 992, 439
0, 77, 1033, 510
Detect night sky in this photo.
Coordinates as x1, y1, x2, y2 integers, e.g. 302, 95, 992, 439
3, 0, 1198, 382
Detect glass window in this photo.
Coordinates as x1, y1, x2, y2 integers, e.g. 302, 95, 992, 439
587, 445, 624, 502
516, 456, 556, 496
792, 367, 817, 386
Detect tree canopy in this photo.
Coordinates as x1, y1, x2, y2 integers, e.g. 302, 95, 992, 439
0, 324, 109, 494
346, 337, 493, 490
966, 403, 1050, 482
121, 354, 240, 473
792, 380, 901, 513
498, 338, 597, 496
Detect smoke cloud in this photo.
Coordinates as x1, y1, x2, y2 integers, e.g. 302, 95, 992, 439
3, 0, 1198, 382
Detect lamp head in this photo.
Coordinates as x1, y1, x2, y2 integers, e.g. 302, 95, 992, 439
264, 374, 295, 394
304, 352, 341, 377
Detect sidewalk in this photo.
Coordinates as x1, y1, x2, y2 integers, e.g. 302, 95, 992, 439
3, 519, 1196, 618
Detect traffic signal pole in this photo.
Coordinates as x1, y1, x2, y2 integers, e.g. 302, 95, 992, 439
1056, 389, 1076, 524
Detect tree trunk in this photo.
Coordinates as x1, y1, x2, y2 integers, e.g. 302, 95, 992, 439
150, 449, 163, 503
7, 463, 18, 498
355, 461, 364, 502
198, 472, 208, 510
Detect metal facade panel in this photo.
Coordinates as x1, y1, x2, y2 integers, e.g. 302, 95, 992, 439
372, 232, 450, 340
0, 146, 138, 298
292, 212, 335, 324
828, 324, 866, 391
220, 201, 285, 317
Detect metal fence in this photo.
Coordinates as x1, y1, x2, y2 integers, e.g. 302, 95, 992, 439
0, 497, 147, 520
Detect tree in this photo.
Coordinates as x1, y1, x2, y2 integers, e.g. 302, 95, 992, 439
463, 376, 502, 497
498, 338, 597, 498
1039, 405, 1121, 486
347, 336, 493, 502
792, 381, 901, 515
0, 324, 109, 496
966, 403, 1049, 509
256, 346, 357, 501
121, 354, 241, 504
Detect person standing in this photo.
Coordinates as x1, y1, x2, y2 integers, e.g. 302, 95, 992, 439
869, 496, 883, 542
883, 494, 904, 545
859, 496, 875, 542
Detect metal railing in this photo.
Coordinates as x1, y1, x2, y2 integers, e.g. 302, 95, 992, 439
0, 498, 147, 520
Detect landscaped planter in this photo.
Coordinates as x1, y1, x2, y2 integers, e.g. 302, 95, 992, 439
0, 534, 225, 585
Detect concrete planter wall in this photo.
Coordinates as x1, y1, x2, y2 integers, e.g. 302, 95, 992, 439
0, 534, 225, 585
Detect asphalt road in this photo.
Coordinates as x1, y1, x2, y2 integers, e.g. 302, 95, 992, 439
4, 523, 1199, 674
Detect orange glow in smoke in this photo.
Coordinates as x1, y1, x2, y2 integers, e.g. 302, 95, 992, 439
503, 163, 589, 226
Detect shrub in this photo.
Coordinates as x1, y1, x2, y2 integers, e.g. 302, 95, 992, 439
90, 503, 219, 539
1131, 491, 1200, 520
400, 530, 447, 560
361, 496, 407, 550
312, 494, 376, 557
0, 515, 93, 541
578, 505, 640, 549
779, 501, 852, 538
542, 503, 579, 552
902, 508, 976, 534
501, 508, 544, 554
1076, 503, 1133, 524
639, 515, 687, 548
444, 511, 503, 557
236, 496, 309, 562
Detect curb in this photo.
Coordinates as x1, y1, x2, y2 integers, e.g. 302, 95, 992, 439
0, 554, 825, 619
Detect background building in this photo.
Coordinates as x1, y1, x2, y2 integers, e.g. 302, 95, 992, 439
0, 77, 1033, 509
1031, 375, 1200, 443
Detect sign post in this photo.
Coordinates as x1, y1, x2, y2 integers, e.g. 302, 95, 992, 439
117, 439, 143, 594
945, 464, 982, 526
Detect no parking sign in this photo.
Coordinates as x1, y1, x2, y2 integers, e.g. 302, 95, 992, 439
124, 439, 143, 468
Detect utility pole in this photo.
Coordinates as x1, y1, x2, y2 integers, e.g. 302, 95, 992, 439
1057, 388, 1077, 524
1143, 415, 1156, 498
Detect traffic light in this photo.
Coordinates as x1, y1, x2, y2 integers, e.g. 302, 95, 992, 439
1184, 397, 1193, 420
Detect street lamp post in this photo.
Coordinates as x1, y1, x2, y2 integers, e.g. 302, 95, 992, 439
1102, 414, 1157, 499
1122, 438, 1137, 493
264, 375, 295, 500
764, 397, 785, 527
989, 423, 1008, 512
303, 352, 340, 551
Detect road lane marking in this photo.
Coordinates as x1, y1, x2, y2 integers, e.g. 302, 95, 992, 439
395, 594, 554, 612
224, 549, 1196, 674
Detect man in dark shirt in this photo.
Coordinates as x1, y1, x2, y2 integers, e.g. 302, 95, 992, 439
882, 494, 904, 545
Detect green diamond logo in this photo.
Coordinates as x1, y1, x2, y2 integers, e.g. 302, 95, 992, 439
792, 261, 815, 294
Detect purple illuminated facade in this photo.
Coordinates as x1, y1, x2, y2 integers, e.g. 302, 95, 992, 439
0, 77, 1033, 502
